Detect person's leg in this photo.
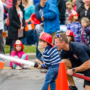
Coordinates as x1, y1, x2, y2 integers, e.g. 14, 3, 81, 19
50, 68, 58, 90
41, 68, 56, 90
10, 39, 16, 54
50, 32, 56, 44
0, 30, 5, 54
61, 59, 76, 86
21, 54, 26, 60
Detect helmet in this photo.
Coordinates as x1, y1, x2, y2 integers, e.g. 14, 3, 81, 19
69, 10, 79, 21
66, 30, 75, 37
14, 40, 24, 49
31, 13, 40, 24
39, 32, 54, 47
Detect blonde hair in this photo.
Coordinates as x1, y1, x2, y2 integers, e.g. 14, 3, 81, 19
66, 1, 72, 9
81, 17, 90, 27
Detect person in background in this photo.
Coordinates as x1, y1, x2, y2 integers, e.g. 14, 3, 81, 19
5, 0, 13, 9
67, 11, 81, 42
22, 0, 36, 45
33, 0, 40, 5
57, 0, 66, 25
77, 0, 90, 22
65, 1, 73, 25
10, 40, 28, 69
8, 0, 26, 53
76, 0, 83, 10
80, 17, 90, 48
0, 0, 5, 55
66, 30, 75, 42
72, 0, 76, 11
1, 0, 8, 31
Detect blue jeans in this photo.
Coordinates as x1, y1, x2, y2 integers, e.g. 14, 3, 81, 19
42, 66, 59, 90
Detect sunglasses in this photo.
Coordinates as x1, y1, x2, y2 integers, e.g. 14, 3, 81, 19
57, 34, 63, 41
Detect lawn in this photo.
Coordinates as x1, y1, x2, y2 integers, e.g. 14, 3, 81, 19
5, 45, 36, 54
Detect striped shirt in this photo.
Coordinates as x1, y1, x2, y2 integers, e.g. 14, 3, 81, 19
41, 45, 61, 68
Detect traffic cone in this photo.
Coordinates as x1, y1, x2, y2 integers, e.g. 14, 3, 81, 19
48, 85, 50, 90
56, 62, 69, 90
0, 61, 5, 69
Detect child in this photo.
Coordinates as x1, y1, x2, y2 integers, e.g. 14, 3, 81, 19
65, 1, 73, 25
38, 32, 61, 90
67, 10, 81, 42
80, 17, 90, 48
9, 40, 28, 69
66, 30, 75, 42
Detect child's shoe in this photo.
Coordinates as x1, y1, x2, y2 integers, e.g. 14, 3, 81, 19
15, 65, 22, 70
40, 69, 48, 73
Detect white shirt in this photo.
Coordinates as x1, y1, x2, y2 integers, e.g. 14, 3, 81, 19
0, 0, 4, 30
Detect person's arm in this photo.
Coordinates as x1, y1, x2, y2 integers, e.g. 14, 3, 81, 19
75, 60, 90, 72
35, 4, 41, 20
57, 0, 66, 21
67, 47, 90, 76
43, 12, 56, 20
8, 8, 21, 29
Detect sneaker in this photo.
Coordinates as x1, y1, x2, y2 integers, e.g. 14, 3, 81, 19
23, 64, 31, 69
40, 69, 48, 73
69, 86, 78, 90
15, 65, 22, 70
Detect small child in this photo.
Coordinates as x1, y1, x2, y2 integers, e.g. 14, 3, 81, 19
66, 30, 75, 42
80, 17, 90, 48
65, 1, 73, 25
9, 40, 28, 69
67, 10, 81, 42
38, 32, 61, 90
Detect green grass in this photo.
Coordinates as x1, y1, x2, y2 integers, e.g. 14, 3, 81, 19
5, 45, 36, 54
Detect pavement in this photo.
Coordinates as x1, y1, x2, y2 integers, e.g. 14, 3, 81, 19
0, 54, 85, 90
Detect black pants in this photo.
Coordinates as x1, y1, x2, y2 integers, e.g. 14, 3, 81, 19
0, 30, 4, 54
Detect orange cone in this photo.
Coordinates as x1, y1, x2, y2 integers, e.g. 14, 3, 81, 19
48, 85, 50, 90
56, 62, 69, 90
0, 61, 5, 69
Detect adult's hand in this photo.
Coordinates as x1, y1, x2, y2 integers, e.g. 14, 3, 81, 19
20, 26, 24, 31
41, 16, 44, 21
67, 69, 74, 76
25, 18, 31, 23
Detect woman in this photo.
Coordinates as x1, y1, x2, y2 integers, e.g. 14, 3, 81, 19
22, 0, 36, 45
8, 0, 25, 53
77, 0, 90, 22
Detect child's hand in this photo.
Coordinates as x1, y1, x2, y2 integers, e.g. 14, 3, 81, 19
38, 65, 42, 69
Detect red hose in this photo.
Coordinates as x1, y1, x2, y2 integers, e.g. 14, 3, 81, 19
73, 73, 90, 81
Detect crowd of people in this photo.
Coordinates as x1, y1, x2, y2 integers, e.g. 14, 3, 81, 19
0, 0, 90, 90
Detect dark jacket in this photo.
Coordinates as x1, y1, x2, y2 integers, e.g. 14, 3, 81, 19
76, 0, 83, 10
57, 0, 66, 21
77, 3, 90, 22
8, 0, 25, 39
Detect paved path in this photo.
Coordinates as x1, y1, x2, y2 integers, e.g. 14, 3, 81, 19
0, 60, 85, 90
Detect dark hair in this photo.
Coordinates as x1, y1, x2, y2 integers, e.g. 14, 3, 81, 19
69, 36, 75, 42
39, 39, 50, 46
